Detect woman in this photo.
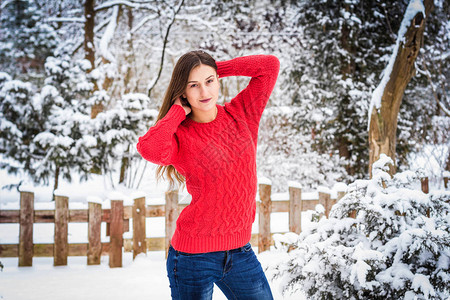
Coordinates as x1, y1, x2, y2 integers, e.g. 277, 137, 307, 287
136, 50, 280, 299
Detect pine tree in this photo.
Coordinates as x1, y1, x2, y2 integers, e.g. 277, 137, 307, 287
0, 79, 41, 176
0, 0, 59, 79
91, 92, 155, 188
0, 49, 97, 194
267, 154, 450, 299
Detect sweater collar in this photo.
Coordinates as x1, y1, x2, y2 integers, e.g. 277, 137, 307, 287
183, 104, 223, 127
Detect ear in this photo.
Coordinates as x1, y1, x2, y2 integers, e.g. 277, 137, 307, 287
182, 93, 186, 98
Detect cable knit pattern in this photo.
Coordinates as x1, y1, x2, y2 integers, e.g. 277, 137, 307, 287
136, 55, 280, 253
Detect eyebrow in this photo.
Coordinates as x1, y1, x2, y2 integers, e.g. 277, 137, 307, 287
187, 75, 215, 84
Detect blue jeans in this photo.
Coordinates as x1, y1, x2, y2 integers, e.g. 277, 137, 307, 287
166, 243, 274, 299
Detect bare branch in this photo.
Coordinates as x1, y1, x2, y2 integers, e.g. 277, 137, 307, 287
147, 0, 185, 98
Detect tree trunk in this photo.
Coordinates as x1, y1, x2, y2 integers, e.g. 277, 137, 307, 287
124, 7, 134, 93
338, 12, 356, 176
84, 0, 103, 119
119, 8, 135, 185
84, 0, 96, 73
52, 165, 60, 201
101, 5, 122, 92
368, 0, 434, 177
119, 156, 128, 184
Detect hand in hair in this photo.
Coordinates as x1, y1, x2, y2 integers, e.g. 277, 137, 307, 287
174, 97, 191, 115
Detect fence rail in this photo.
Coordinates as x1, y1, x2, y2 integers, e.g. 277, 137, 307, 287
0, 176, 439, 268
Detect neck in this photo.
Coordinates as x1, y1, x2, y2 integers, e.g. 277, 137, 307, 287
189, 105, 218, 123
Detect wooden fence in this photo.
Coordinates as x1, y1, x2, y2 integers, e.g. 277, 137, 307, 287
0, 176, 440, 268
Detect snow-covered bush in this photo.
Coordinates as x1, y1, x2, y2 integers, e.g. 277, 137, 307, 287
266, 154, 450, 299
91, 91, 155, 184
0, 53, 97, 188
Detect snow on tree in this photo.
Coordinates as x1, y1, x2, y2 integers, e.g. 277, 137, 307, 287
0, 79, 40, 177
399, 0, 450, 187
368, 0, 434, 177
0, 50, 97, 194
258, 105, 347, 192
0, 0, 59, 77
265, 154, 450, 299
90, 91, 155, 188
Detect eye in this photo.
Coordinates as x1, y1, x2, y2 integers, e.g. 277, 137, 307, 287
207, 79, 214, 83
190, 84, 197, 88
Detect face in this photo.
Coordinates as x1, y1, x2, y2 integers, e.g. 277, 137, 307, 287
182, 64, 220, 114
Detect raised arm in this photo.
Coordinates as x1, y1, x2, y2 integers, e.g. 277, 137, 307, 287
217, 54, 280, 127
136, 104, 186, 166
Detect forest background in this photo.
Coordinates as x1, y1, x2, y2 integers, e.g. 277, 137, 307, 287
0, 0, 448, 196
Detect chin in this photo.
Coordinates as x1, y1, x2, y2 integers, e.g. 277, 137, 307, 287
198, 100, 216, 109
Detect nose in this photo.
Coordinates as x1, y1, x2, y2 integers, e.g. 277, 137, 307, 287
199, 85, 208, 98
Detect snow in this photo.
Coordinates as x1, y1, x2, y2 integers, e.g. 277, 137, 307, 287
287, 181, 302, 189
372, 153, 394, 172
18, 184, 35, 193
333, 182, 347, 192
99, 5, 119, 64
258, 176, 272, 185
53, 188, 70, 197
368, 0, 426, 129
0, 164, 311, 299
95, 1, 138, 11
0, 250, 305, 300
265, 155, 450, 299
350, 242, 383, 288
314, 204, 325, 214
317, 185, 331, 194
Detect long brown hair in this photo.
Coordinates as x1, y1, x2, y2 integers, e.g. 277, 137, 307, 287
155, 50, 217, 191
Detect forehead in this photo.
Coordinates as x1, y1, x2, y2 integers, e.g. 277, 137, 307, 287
188, 64, 216, 81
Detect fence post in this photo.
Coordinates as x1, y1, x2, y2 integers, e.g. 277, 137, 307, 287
337, 191, 346, 201
88, 201, 102, 265
288, 182, 302, 234
133, 197, 147, 259
109, 200, 124, 268
165, 190, 178, 259
54, 194, 69, 266
421, 177, 429, 194
258, 182, 272, 253
444, 173, 449, 189
19, 191, 34, 267
318, 187, 331, 218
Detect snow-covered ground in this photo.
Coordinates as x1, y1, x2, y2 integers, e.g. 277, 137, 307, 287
0, 249, 306, 300
0, 165, 308, 299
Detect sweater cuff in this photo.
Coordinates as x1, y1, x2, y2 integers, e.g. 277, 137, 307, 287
216, 60, 234, 78
168, 104, 187, 123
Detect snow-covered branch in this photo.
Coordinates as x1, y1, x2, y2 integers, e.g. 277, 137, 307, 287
99, 5, 119, 64
94, 0, 157, 13
46, 17, 86, 23
95, 0, 137, 12
131, 14, 159, 34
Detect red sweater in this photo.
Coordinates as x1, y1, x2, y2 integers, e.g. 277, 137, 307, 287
136, 55, 280, 253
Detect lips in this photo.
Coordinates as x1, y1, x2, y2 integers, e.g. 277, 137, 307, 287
200, 98, 211, 103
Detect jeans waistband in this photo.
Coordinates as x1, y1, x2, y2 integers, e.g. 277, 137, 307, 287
170, 243, 249, 255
